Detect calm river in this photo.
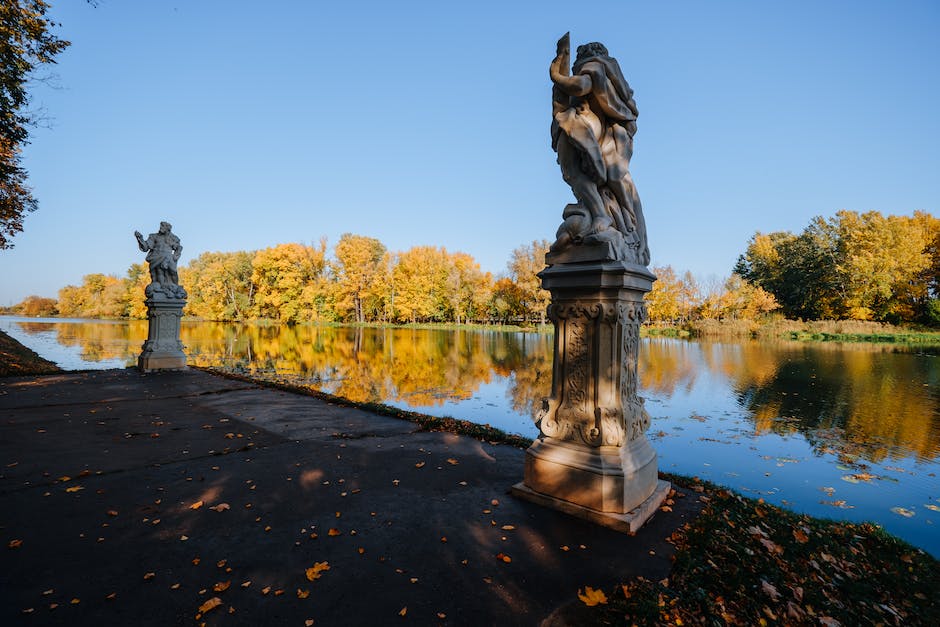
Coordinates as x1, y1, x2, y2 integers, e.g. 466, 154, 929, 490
3, 316, 939, 556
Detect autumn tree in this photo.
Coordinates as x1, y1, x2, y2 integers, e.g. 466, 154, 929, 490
507, 240, 551, 325
15, 294, 55, 316
119, 263, 149, 319
332, 233, 387, 323
646, 266, 701, 324
489, 277, 525, 324
251, 242, 327, 323
182, 251, 255, 321
390, 246, 451, 323
0, 0, 70, 248
55, 273, 124, 318
737, 211, 939, 322
444, 252, 492, 324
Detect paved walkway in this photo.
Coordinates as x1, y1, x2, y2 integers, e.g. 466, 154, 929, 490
0, 368, 701, 626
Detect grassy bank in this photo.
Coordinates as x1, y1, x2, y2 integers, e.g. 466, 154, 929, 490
646, 318, 940, 344
0, 329, 60, 376
579, 474, 938, 625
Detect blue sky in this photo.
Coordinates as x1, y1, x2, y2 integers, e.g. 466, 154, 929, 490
1, 0, 938, 305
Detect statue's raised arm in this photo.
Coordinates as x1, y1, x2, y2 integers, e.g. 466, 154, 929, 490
548, 34, 649, 266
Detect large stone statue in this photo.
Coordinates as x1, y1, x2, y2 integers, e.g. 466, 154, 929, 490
134, 221, 187, 371
135, 221, 187, 299
549, 32, 649, 266
512, 35, 667, 533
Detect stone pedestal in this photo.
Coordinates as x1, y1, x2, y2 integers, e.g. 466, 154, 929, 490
138, 297, 187, 372
512, 243, 668, 533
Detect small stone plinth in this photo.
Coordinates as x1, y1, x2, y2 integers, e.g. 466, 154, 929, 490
512, 479, 670, 534
138, 297, 186, 372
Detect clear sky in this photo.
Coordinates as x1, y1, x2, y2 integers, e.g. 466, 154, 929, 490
1, 0, 938, 305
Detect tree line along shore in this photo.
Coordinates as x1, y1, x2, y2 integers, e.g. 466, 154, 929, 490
5, 210, 940, 333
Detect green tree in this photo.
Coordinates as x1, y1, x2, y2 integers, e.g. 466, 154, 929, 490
0, 0, 70, 248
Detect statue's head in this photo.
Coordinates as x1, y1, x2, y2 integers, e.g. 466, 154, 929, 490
159, 221, 172, 233
575, 42, 608, 64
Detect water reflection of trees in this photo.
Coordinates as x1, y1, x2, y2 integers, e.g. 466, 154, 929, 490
723, 341, 940, 462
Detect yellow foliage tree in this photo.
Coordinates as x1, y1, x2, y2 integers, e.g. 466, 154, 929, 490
251, 242, 326, 323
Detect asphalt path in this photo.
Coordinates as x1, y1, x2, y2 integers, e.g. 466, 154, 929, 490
0, 368, 701, 626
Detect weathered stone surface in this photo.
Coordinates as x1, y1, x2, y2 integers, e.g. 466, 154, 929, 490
515, 38, 665, 530
134, 221, 187, 300
549, 33, 649, 266
137, 297, 186, 372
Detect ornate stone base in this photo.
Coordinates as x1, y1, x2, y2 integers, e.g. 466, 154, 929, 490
519, 436, 661, 514
138, 297, 187, 372
512, 252, 664, 533
512, 479, 670, 535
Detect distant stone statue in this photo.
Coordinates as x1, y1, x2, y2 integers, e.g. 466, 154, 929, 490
549, 32, 649, 265
135, 221, 187, 299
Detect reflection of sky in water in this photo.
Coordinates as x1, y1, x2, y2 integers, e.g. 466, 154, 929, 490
1, 317, 133, 370
2, 316, 938, 557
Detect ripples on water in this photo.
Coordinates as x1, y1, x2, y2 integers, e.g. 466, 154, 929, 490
3, 316, 938, 556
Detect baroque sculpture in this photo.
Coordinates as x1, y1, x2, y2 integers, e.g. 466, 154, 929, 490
512, 34, 667, 532
135, 221, 187, 299
134, 222, 187, 371
549, 33, 649, 266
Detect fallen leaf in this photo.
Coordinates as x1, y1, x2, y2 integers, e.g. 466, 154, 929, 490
792, 528, 809, 544
8, 539, 23, 549
210, 503, 230, 512
759, 538, 783, 554
190, 501, 204, 510
180, 535, 189, 541
107, 510, 118, 517
761, 579, 781, 601
170, 584, 180, 590
213, 581, 230, 592
241, 581, 251, 588
890, 507, 915, 518
305, 562, 331, 581
305, 620, 314, 626
65, 486, 83, 493
261, 586, 271, 595
399, 607, 407, 616
198, 597, 222, 614
415, 462, 425, 468
297, 589, 310, 599
70, 598, 80, 605
328, 528, 341, 537
577, 586, 608, 606
924, 504, 940, 512
143, 572, 155, 580
501, 525, 516, 531
446, 458, 458, 465
495, 552, 512, 563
